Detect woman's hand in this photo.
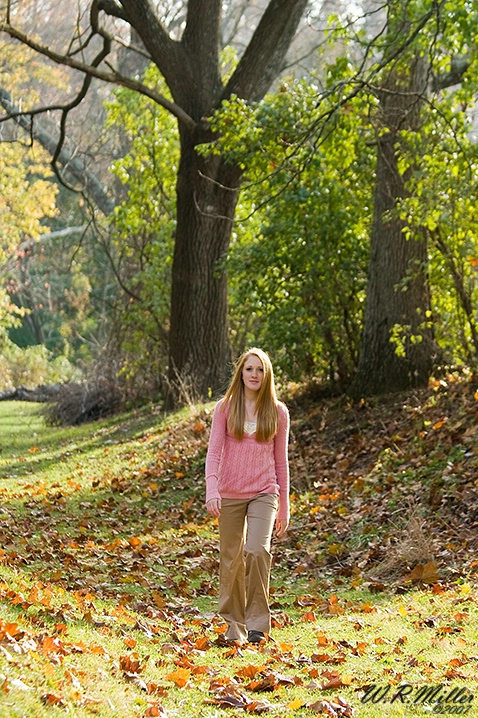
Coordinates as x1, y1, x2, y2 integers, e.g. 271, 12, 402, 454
206, 498, 221, 518
275, 517, 289, 537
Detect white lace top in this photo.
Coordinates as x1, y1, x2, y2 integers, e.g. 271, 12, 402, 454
244, 421, 257, 435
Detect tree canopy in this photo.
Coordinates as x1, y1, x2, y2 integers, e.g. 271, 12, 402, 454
1, 0, 478, 407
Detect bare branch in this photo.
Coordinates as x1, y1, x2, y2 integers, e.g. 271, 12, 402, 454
0, 87, 115, 215
223, 0, 310, 102
432, 54, 470, 91
0, 20, 196, 130
96, 0, 127, 22
48, 30, 112, 199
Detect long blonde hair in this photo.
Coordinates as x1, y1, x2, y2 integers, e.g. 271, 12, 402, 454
221, 348, 278, 442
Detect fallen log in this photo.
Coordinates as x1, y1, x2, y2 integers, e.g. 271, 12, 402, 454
0, 384, 61, 403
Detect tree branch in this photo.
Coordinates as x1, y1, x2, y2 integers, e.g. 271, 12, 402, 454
0, 87, 115, 215
96, 0, 128, 22
223, 0, 309, 103
115, 0, 188, 96
0, 21, 196, 131
432, 54, 470, 91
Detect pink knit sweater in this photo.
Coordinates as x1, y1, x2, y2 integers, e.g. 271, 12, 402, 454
205, 399, 290, 521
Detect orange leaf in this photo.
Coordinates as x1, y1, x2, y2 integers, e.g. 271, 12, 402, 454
143, 704, 168, 717
279, 642, 293, 652
152, 591, 166, 608
42, 693, 67, 708
120, 655, 144, 675
193, 636, 210, 651
237, 665, 264, 679
301, 611, 317, 623
360, 602, 376, 613
320, 670, 353, 690
0, 621, 21, 639
41, 636, 67, 656
146, 684, 168, 697
128, 536, 142, 549
213, 623, 227, 634
166, 668, 191, 688
89, 644, 107, 655
328, 604, 345, 615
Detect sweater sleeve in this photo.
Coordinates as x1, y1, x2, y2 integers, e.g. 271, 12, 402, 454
205, 400, 227, 503
274, 402, 290, 522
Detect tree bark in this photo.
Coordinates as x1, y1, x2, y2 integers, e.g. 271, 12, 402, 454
349, 47, 438, 398
168, 131, 242, 400
119, 0, 309, 402
165, 0, 309, 401
1, 0, 310, 403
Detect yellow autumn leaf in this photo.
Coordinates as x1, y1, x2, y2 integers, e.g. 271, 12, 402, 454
279, 642, 293, 652
288, 698, 306, 710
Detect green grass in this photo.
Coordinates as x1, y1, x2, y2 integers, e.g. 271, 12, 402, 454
0, 401, 477, 717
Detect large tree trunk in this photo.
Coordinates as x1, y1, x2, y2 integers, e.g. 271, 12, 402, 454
349, 43, 438, 398
159, 0, 309, 402
1, 0, 309, 404
168, 131, 242, 400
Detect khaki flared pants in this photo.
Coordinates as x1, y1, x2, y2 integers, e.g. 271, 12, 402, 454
218, 493, 278, 642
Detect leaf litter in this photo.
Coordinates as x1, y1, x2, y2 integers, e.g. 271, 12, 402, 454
0, 376, 477, 714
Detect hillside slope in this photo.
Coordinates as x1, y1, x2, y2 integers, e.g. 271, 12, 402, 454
286, 372, 478, 587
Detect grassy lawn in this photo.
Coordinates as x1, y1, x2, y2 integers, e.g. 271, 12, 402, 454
0, 400, 477, 717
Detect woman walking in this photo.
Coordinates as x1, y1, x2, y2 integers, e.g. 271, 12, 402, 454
205, 348, 290, 644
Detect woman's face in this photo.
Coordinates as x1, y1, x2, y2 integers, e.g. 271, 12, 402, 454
242, 354, 264, 393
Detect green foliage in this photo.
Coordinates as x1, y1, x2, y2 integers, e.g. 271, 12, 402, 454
197, 1, 478, 383
0, 40, 105, 367
104, 65, 179, 387
0, 336, 78, 391
7, 224, 103, 359
201, 79, 374, 384
392, 2, 478, 367
0, 142, 58, 336
5, 6, 478, 394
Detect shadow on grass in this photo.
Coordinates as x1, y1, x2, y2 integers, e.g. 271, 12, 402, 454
0, 400, 222, 619
0, 400, 172, 480
0, 398, 399, 641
